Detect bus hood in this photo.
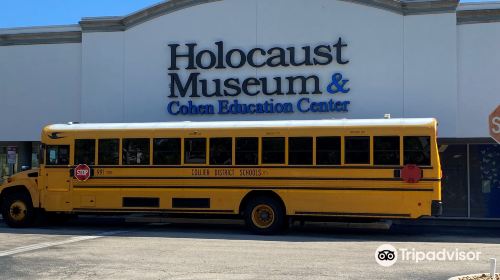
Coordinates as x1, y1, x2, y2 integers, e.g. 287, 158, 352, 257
5, 168, 39, 184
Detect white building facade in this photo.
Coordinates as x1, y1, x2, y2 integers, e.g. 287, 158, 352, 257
0, 0, 499, 218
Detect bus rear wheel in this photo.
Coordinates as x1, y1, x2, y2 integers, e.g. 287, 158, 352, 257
1, 192, 35, 228
244, 196, 286, 235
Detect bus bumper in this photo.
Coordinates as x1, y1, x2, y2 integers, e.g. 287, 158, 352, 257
431, 200, 443, 217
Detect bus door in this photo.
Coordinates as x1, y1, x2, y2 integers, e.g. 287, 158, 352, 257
42, 145, 72, 210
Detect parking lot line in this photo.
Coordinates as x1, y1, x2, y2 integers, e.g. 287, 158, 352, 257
0, 230, 128, 257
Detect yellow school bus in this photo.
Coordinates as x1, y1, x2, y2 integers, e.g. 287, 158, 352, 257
0, 118, 442, 234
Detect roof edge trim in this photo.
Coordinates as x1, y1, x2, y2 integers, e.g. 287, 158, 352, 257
80, 0, 459, 33
457, 8, 500, 24
343, 0, 458, 15
0, 31, 82, 46
2, 0, 500, 45
80, 0, 222, 32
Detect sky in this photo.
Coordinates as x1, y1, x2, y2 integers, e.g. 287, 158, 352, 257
0, 0, 495, 29
0, 0, 162, 28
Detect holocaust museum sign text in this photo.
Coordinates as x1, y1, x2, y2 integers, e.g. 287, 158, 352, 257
166, 38, 352, 116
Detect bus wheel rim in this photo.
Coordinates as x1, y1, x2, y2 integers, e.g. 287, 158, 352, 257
251, 204, 275, 229
9, 200, 27, 222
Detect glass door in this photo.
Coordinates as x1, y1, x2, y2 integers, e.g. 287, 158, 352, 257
439, 144, 468, 217
0, 146, 18, 184
0, 148, 6, 184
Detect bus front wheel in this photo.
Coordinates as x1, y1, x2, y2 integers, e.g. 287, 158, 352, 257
1, 192, 35, 228
244, 196, 286, 235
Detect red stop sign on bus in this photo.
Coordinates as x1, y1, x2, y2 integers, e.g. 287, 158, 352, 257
401, 164, 422, 183
74, 164, 91, 181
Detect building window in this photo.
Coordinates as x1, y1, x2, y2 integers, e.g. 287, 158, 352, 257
262, 137, 285, 164
439, 144, 468, 217
184, 138, 206, 164
122, 138, 150, 165
288, 137, 312, 165
98, 139, 119, 165
75, 139, 95, 165
32, 142, 41, 168
316, 136, 341, 165
374, 136, 400, 165
209, 138, 232, 165
153, 138, 181, 165
404, 136, 431, 166
235, 137, 258, 165
0, 147, 17, 181
345, 136, 370, 164
469, 144, 500, 218
46, 145, 69, 165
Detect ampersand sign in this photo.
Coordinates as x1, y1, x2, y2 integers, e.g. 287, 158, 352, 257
327, 73, 350, 94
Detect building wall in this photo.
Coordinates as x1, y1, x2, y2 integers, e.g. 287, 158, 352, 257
403, 13, 458, 137
457, 22, 500, 138
82, 0, 403, 121
0, 43, 81, 141
81, 32, 125, 123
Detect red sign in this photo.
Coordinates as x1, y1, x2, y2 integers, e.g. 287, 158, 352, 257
74, 164, 91, 181
401, 164, 422, 183
489, 105, 500, 144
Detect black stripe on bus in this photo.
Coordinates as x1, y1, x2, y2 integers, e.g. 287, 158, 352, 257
73, 208, 234, 213
45, 165, 434, 170
85, 176, 441, 182
71, 186, 434, 192
294, 211, 411, 217
123, 197, 159, 208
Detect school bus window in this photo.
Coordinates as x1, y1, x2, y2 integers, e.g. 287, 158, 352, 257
209, 138, 232, 165
262, 137, 285, 164
98, 139, 119, 165
235, 137, 258, 165
289, 137, 312, 165
46, 145, 69, 165
345, 136, 370, 164
75, 139, 95, 165
122, 138, 150, 165
316, 136, 341, 165
374, 136, 400, 165
153, 138, 181, 165
185, 138, 206, 164
404, 136, 431, 166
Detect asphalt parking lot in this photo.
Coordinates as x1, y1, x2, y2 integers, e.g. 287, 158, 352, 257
0, 216, 499, 280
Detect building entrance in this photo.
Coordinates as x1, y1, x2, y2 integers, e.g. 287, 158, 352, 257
0, 146, 17, 184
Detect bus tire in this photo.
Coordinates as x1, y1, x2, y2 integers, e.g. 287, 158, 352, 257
244, 196, 286, 235
1, 192, 35, 228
